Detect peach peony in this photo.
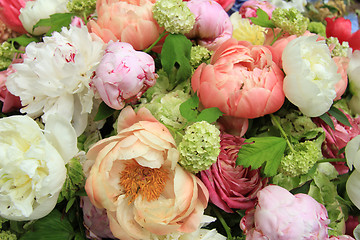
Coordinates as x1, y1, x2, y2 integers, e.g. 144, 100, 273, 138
191, 38, 285, 119
85, 106, 209, 239
87, 0, 163, 51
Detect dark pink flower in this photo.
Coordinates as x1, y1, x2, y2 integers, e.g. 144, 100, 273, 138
199, 133, 268, 213
0, 0, 32, 34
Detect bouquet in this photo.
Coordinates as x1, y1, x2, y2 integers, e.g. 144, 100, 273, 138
0, 0, 360, 239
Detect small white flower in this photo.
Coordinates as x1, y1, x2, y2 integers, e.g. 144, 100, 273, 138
6, 24, 105, 136
19, 0, 70, 35
282, 35, 341, 117
0, 114, 78, 221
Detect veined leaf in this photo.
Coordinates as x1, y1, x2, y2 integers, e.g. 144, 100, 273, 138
328, 106, 352, 127
33, 13, 75, 36
249, 8, 276, 28
179, 94, 199, 122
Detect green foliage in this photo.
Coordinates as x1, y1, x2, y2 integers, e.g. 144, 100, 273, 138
8, 35, 40, 47
67, 0, 96, 18
160, 34, 192, 88
94, 101, 117, 121
33, 13, 75, 36
328, 106, 352, 127
237, 137, 287, 177
179, 94, 223, 124
249, 8, 276, 28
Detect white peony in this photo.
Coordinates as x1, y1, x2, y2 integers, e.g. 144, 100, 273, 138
347, 50, 360, 114
19, 0, 70, 35
0, 114, 78, 221
345, 135, 360, 210
6, 24, 105, 136
282, 35, 341, 117
261, 0, 307, 12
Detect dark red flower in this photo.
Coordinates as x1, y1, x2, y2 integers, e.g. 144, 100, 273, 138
325, 17, 360, 51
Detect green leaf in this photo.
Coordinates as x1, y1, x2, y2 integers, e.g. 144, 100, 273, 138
236, 137, 286, 177
179, 94, 199, 122
8, 35, 40, 47
19, 209, 74, 240
319, 112, 335, 130
195, 107, 223, 123
94, 101, 116, 121
249, 8, 276, 28
33, 13, 75, 36
160, 34, 192, 86
328, 106, 352, 127
320, 4, 339, 14
65, 197, 76, 213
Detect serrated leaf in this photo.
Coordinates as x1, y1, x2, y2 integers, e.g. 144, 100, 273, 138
160, 34, 192, 86
94, 101, 116, 121
179, 94, 199, 122
319, 112, 335, 130
236, 137, 286, 177
33, 13, 75, 36
19, 209, 74, 240
195, 107, 223, 123
8, 35, 40, 46
328, 106, 352, 127
249, 8, 276, 28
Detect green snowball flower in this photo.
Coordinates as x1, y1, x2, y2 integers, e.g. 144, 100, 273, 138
307, 21, 326, 37
280, 141, 322, 177
0, 231, 16, 240
153, 0, 195, 34
178, 121, 220, 173
67, 0, 96, 17
272, 7, 309, 36
326, 37, 349, 57
190, 45, 212, 69
0, 42, 17, 70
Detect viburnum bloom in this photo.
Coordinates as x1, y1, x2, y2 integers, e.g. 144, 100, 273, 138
199, 133, 268, 213
0, 0, 31, 34
325, 17, 360, 51
6, 24, 105, 136
239, 0, 276, 19
85, 106, 209, 240
0, 114, 78, 221
240, 185, 330, 239
87, 0, 163, 50
92, 41, 157, 110
282, 35, 341, 117
185, 0, 233, 51
19, 0, 69, 35
192, 38, 285, 119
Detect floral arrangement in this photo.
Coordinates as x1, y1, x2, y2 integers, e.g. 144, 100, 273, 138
1, 0, 360, 239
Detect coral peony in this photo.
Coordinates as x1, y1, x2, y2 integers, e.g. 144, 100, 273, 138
239, 0, 275, 19
92, 41, 157, 110
85, 106, 209, 239
185, 0, 233, 51
191, 38, 285, 119
326, 17, 360, 51
199, 133, 267, 213
87, 0, 163, 50
240, 185, 330, 239
0, 0, 31, 34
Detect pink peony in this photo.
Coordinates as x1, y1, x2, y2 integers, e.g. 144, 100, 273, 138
0, 0, 31, 34
85, 106, 209, 239
183, 0, 235, 12
240, 185, 330, 239
87, 0, 163, 51
239, 0, 275, 19
0, 59, 22, 113
199, 133, 268, 213
312, 111, 360, 174
333, 56, 349, 100
191, 38, 285, 119
185, 0, 233, 51
92, 41, 157, 110
330, 236, 355, 240
81, 196, 115, 240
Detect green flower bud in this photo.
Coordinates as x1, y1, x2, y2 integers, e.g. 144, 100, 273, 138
190, 45, 212, 68
153, 0, 195, 34
280, 141, 322, 177
272, 7, 309, 36
0, 42, 16, 70
0, 231, 17, 240
178, 121, 220, 173
307, 21, 326, 37
326, 37, 349, 57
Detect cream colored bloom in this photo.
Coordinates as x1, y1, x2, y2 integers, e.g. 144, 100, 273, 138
346, 135, 360, 210
230, 12, 266, 45
282, 35, 341, 117
0, 114, 78, 221
19, 0, 70, 35
6, 24, 105, 136
347, 50, 360, 114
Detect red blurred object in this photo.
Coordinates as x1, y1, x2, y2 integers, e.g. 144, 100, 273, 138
0, 0, 32, 34
326, 17, 360, 51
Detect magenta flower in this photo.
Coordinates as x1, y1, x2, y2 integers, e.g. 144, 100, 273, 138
199, 133, 267, 213
0, 59, 22, 113
92, 41, 157, 110
240, 185, 330, 239
239, 0, 276, 19
185, 0, 233, 51
0, 0, 31, 34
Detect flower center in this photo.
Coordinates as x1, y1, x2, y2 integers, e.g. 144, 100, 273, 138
119, 161, 169, 204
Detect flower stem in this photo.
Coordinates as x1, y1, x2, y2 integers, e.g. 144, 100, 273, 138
212, 206, 233, 240
144, 31, 168, 53
317, 158, 345, 163
270, 114, 295, 152
270, 29, 284, 46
